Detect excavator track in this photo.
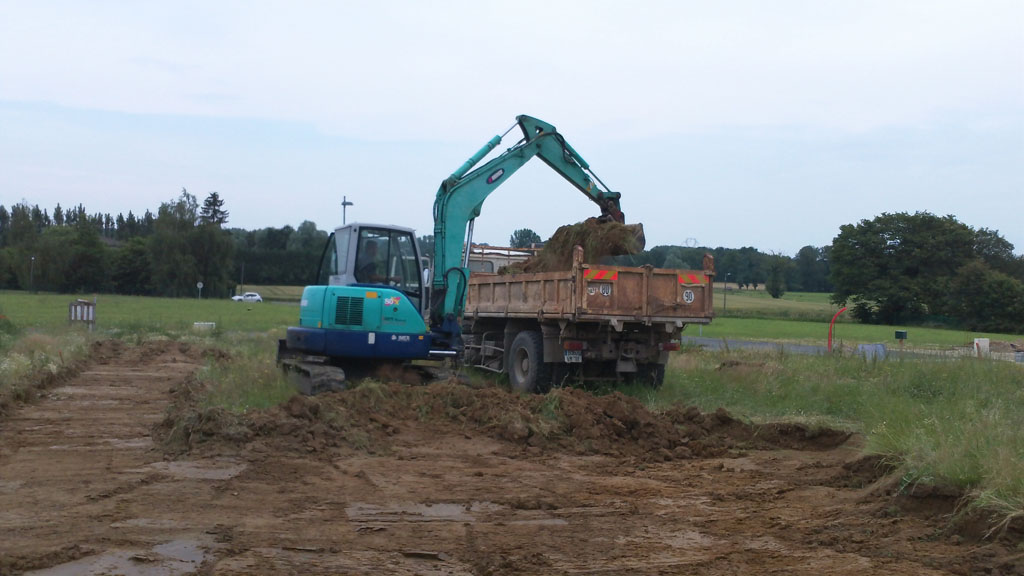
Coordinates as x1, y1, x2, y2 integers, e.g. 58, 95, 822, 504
280, 359, 348, 396
278, 339, 449, 395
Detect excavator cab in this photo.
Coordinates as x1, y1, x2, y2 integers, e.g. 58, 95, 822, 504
315, 223, 426, 314
280, 222, 443, 393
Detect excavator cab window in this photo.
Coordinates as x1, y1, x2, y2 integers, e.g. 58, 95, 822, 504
315, 232, 338, 286
354, 227, 423, 311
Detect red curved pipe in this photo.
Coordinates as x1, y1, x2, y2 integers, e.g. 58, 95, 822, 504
828, 307, 848, 353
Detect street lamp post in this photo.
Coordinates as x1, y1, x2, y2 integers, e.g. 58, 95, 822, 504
341, 196, 354, 225
30, 256, 35, 293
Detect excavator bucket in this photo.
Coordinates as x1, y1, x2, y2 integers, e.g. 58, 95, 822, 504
623, 222, 646, 252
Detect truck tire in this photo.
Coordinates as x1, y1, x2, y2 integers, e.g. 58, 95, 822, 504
635, 363, 666, 389
507, 331, 550, 394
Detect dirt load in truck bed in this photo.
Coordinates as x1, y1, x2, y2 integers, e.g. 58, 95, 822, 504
1, 339, 1020, 575
505, 218, 646, 274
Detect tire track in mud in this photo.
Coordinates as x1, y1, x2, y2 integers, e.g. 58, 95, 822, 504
0, 340, 212, 575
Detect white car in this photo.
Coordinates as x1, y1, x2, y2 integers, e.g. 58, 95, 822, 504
232, 292, 263, 303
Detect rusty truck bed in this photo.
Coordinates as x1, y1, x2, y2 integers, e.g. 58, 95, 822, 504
465, 248, 714, 327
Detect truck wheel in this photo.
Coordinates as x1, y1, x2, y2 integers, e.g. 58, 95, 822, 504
635, 363, 666, 389
507, 331, 550, 393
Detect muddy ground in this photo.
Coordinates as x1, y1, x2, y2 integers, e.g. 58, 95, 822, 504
0, 340, 1020, 575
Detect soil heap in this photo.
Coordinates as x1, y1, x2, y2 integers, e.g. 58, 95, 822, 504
505, 218, 646, 274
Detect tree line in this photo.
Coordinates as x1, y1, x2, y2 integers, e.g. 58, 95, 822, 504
2, 197, 1020, 332
0, 190, 329, 298
600, 243, 831, 297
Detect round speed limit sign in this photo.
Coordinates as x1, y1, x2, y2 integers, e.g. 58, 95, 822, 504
683, 289, 695, 304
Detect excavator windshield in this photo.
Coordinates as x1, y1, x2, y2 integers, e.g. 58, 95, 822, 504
353, 227, 423, 310
314, 224, 425, 313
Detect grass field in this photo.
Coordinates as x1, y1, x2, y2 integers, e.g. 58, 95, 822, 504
0, 290, 298, 334
713, 287, 840, 321
2, 289, 1019, 348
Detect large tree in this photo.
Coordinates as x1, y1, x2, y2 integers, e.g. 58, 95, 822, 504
945, 260, 1024, 333
765, 254, 791, 299
509, 228, 542, 249
112, 238, 152, 295
830, 212, 1014, 326
286, 220, 328, 253
199, 191, 230, 226
147, 189, 235, 298
0, 205, 9, 248
149, 190, 201, 297
792, 245, 831, 292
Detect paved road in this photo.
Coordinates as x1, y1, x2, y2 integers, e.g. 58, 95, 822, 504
681, 336, 1023, 363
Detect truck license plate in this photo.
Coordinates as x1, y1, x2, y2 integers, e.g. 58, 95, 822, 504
564, 350, 582, 363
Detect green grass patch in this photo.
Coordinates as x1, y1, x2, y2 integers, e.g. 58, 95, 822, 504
649, 349, 1024, 518
195, 331, 297, 413
0, 290, 298, 333
715, 289, 840, 321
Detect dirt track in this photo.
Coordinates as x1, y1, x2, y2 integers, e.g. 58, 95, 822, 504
0, 340, 1020, 575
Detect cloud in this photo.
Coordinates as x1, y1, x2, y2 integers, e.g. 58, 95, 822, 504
1, 1, 1021, 255
1, 1, 1020, 140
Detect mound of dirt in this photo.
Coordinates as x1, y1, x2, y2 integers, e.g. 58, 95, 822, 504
504, 218, 645, 274
990, 339, 1024, 353
161, 376, 857, 464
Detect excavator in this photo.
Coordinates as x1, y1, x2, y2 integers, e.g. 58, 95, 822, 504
278, 115, 642, 393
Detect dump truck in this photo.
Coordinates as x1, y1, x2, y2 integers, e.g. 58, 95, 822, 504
462, 245, 714, 391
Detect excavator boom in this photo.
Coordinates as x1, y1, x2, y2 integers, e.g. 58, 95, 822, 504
430, 115, 635, 341
279, 114, 644, 393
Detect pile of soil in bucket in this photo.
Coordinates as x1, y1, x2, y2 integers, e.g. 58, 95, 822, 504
503, 218, 645, 274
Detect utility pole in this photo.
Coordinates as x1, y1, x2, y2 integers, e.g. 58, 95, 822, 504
30, 255, 35, 293
342, 196, 354, 225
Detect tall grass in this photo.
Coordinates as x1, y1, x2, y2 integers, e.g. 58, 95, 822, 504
649, 349, 1024, 517
195, 331, 297, 413
0, 320, 92, 412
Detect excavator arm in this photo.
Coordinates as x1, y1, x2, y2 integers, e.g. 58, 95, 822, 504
430, 115, 628, 339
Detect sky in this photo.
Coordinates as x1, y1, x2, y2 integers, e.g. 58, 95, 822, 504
1, 0, 1021, 255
